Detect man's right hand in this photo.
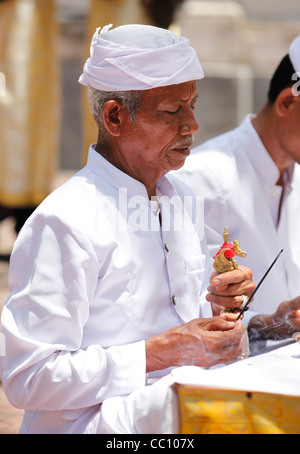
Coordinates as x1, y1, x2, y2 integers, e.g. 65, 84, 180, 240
145, 316, 244, 372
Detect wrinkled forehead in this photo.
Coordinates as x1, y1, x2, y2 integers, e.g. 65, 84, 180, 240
140, 81, 198, 107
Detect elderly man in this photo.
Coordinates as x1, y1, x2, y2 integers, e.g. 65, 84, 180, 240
0, 24, 254, 434
176, 35, 300, 342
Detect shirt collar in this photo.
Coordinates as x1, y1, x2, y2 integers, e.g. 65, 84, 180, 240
242, 115, 280, 187
86, 144, 175, 199
242, 115, 294, 189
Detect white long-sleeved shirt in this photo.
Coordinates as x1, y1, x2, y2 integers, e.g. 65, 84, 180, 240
0, 145, 212, 433
176, 115, 300, 325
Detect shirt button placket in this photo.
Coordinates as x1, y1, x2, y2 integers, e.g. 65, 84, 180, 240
163, 241, 175, 307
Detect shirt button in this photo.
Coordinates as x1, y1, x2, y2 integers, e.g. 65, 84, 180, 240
172, 295, 177, 306
164, 243, 169, 252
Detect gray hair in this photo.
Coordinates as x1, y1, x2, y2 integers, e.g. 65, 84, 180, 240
88, 87, 143, 134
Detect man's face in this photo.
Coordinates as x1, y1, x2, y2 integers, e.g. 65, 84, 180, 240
116, 81, 199, 192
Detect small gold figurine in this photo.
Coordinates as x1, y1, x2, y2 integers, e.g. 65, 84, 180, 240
213, 227, 247, 273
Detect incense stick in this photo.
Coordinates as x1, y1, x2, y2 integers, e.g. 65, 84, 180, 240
236, 249, 284, 321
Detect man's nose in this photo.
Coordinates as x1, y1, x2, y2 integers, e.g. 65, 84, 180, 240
179, 110, 199, 136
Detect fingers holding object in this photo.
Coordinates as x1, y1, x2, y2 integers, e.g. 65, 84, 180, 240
207, 292, 248, 312
210, 266, 254, 295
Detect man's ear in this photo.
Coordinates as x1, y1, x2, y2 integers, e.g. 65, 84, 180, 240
275, 87, 297, 117
102, 100, 124, 136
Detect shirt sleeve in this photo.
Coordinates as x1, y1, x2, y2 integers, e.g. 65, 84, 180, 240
1, 212, 146, 411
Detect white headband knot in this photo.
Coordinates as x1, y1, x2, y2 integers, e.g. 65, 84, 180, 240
79, 24, 204, 91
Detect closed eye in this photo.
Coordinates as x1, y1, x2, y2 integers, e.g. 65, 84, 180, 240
166, 108, 180, 115
166, 103, 196, 115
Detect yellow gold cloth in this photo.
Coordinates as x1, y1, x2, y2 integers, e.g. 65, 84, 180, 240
176, 384, 300, 434
0, 0, 60, 207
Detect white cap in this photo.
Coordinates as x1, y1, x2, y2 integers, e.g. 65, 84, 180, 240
289, 35, 300, 73
79, 24, 204, 91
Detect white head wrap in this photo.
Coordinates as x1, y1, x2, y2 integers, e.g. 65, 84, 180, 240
289, 35, 300, 73
79, 24, 204, 91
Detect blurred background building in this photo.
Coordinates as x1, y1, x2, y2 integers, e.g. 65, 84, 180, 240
0, 0, 60, 237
